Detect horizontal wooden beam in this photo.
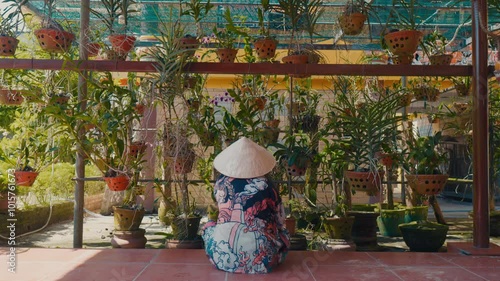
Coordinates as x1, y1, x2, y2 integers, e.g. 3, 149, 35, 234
0, 59, 481, 76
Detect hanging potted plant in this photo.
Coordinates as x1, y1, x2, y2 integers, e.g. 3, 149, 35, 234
291, 86, 321, 133
0, 88, 24, 106
271, 133, 315, 177
381, 0, 423, 65
421, 29, 453, 65
211, 9, 242, 63
253, 0, 278, 60
338, 0, 371, 36
404, 131, 449, 196
34, 0, 75, 53
91, 0, 137, 59
0, 0, 26, 57
176, 0, 214, 57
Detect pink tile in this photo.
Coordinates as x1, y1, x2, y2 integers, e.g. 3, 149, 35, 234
287, 250, 379, 267
368, 252, 455, 267
447, 242, 500, 256
15, 248, 90, 262
390, 266, 488, 281
153, 249, 211, 264
79, 248, 158, 263
465, 267, 500, 280
443, 255, 500, 268
310, 265, 401, 281
225, 261, 315, 281
0, 261, 68, 281
136, 264, 226, 281
45, 262, 148, 281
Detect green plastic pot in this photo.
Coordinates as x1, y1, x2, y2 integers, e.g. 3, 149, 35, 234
399, 220, 449, 252
404, 206, 429, 223
376, 209, 406, 237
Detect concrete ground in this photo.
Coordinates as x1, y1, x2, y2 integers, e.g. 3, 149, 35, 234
7, 194, 499, 250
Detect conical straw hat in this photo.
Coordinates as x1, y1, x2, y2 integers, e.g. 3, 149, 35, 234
213, 137, 276, 178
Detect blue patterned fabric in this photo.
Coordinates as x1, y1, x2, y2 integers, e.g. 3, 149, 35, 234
202, 175, 290, 274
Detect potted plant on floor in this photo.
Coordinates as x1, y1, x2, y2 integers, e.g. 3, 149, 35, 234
91, 0, 137, 60
0, 0, 27, 57
398, 220, 449, 252
34, 0, 75, 53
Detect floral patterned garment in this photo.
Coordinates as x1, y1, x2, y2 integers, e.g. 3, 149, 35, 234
202, 175, 290, 274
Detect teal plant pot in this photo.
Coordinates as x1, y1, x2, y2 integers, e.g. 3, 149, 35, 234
399, 221, 449, 252
404, 206, 429, 223
377, 209, 406, 237
351, 204, 377, 212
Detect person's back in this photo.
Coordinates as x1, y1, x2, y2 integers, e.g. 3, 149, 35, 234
201, 137, 290, 274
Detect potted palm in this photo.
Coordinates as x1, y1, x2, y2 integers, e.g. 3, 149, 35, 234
91, 0, 137, 59
0, 0, 26, 56
34, 0, 75, 53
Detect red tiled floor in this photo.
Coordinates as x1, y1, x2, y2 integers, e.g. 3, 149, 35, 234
136, 264, 227, 281
447, 242, 500, 256
368, 252, 456, 267
389, 266, 489, 281
1, 247, 500, 281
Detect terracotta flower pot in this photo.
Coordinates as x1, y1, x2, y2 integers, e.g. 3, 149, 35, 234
252, 97, 267, 110
174, 153, 196, 174
176, 36, 199, 57
339, 13, 367, 36
128, 142, 147, 157
344, 170, 384, 196
0, 89, 24, 105
285, 217, 296, 236
104, 175, 130, 191
405, 174, 449, 195
286, 163, 308, 177
34, 28, 75, 53
113, 206, 145, 231
383, 30, 423, 56
108, 34, 136, 55
264, 119, 280, 128
0, 35, 19, 56
282, 54, 309, 78
14, 171, 39, 187
216, 48, 238, 63
392, 54, 414, 65
429, 54, 453, 65
253, 37, 278, 60
87, 42, 101, 57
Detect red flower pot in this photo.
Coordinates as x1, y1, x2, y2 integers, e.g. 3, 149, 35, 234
104, 175, 130, 192
0, 35, 19, 56
216, 48, 238, 63
383, 30, 423, 56
174, 153, 195, 174
253, 38, 278, 60
176, 36, 199, 57
0, 89, 24, 105
87, 42, 101, 57
339, 13, 367, 36
34, 28, 75, 53
108, 34, 136, 55
14, 171, 39, 187
128, 142, 147, 157
344, 170, 384, 196
405, 174, 449, 195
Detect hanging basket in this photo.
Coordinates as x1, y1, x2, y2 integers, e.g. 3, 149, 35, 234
104, 175, 130, 192
14, 171, 39, 187
108, 34, 136, 56
216, 48, 238, 63
176, 36, 199, 57
405, 174, 449, 195
383, 30, 423, 56
429, 54, 453, 65
344, 170, 384, 196
128, 142, 147, 157
174, 153, 196, 174
392, 54, 414, 65
253, 37, 278, 60
338, 13, 367, 36
0, 89, 24, 105
87, 42, 101, 57
34, 28, 75, 53
0, 35, 19, 57
286, 163, 308, 177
